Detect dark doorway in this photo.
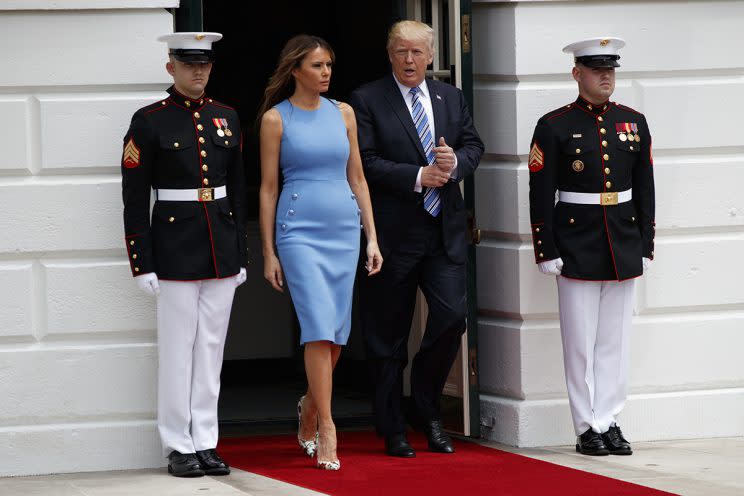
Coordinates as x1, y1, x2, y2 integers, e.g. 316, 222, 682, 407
202, 1, 405, 434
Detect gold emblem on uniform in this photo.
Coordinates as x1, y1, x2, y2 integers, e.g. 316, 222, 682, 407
195, 34, 206, 40
225, 128, 233, 137
572, 160, 585, 172
635, 134, 641, 142
600, 39, 610, 47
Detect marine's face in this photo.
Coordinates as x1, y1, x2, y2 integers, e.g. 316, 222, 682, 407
293, 47, 333, 94
573, 64, 615, 103
388, 37, 433, 88
167, 59, 212, 98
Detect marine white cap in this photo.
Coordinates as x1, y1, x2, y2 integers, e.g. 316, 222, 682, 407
157, 32, 223, 63
562, 37, 625, 67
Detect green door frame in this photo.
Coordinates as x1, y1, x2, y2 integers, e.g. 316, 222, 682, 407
173, 0, 202, 31
458, 0, 481, 438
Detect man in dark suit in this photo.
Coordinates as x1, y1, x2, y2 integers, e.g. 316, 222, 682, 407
350, 20, 483, 458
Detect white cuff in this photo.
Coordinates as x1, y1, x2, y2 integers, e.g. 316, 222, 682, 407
414, 167, 423, 193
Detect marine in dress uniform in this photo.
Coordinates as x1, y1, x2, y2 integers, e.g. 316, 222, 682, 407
121, 32, 246, 477
528, 37, 655, 456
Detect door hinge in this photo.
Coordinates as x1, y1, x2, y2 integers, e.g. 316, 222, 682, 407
462, 15, 471, 54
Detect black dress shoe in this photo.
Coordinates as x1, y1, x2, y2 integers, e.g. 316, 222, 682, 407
167, 451, 205, 477
385, 432, 416, 458
575, 428, 610, 456
424, 420, 455, 453
196, 448, 231, 475
601, 425, 633, 455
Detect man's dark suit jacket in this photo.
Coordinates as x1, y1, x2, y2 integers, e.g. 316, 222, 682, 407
350, 75, 484, 264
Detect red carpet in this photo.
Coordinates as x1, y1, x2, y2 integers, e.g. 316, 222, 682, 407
219, 431, 675, 495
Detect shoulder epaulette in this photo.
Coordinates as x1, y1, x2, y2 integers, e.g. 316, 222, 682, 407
614, 102, 643, 115
208, 99, 236, 111
544, 103, 576, 121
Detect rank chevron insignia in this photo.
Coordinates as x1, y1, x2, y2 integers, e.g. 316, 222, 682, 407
123, 137, 141, 168
528, 142, 544, 172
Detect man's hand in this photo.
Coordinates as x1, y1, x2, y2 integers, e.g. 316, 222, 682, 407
135, 272, 160, 296
433, 137, 456, 173
538, 258, 564, 276
420, 164, 449, 188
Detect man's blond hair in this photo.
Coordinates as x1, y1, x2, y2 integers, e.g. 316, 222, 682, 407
387, 20, 435, 53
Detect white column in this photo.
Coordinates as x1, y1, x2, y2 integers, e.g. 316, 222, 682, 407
0, 1, 176, 476
472, 0, 744, 447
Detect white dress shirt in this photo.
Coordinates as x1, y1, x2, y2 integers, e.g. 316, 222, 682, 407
392, 75, 457, 193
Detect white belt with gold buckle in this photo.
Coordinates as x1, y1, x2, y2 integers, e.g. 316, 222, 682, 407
156, 185, 227, 202
558, 188, 632, 206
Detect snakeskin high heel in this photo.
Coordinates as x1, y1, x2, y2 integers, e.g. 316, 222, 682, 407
315, 426, 340, 471
297, 395, 318, 457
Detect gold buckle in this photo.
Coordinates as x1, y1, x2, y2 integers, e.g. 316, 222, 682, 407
600, 192, 618, 206
199, 188, 214, 201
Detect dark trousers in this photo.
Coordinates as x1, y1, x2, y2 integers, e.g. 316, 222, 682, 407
360, 211, 467, 436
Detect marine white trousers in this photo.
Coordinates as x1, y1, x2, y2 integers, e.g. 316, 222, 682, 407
556, 276, 635, 436
156, 277, 237, 456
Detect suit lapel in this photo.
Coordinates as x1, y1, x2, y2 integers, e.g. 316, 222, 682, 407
383, 75, 427, 162
427, 79, 447, 149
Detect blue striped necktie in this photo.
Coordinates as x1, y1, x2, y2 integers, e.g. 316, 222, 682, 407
409, 87, 441, 217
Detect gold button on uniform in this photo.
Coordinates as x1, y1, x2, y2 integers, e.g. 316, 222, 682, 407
199, 137, 206, 144
605, 167, 611, 174
197, 124, 204, 131
600, 128, 607, 135
225, 140, 229, 145
174, 142, 179, 148
606, 181, 612, 188
630, 146, 634, 151
134, 267, 140, 272
132, 254, 137, 259
575, 148, 581, 154
602, 140, 608, 147
203, 178, 209, 185
129, 240, 135, 246
161, 101, 166, 105
632, 216, 636, 222
569, 218, 575, 224
202, 164, 208, 172
603, 153, 609, 160
598, 116, 604, 122
169, 216, 175, 223
539, 252, 544, 258
535, 228, 541, 233
537, 240, 542, 245
201, 150, 207, 157
185, 101, 191, 108
194, 112, 200, 118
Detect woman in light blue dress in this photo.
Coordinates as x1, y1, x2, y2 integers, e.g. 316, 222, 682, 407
258, 35, 382, 470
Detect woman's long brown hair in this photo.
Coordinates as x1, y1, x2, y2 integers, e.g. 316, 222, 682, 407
256, 34, 336, 130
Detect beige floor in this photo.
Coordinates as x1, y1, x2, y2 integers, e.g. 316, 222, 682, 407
1, 437, 741, 496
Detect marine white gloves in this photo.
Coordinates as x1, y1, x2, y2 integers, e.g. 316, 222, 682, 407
538, 258, 564, 276
642, 257, 652, 272
135, 272, 160, 295
236, 267, 247, 286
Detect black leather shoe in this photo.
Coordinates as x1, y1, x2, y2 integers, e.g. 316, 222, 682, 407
196, 448, 231, 475
601, 425, 633, 455
575, 428, 610, 456
167, 451, 205, 477
385, 432, 416, 458
424, 420, 455, 453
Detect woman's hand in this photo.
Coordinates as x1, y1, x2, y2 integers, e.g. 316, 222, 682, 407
264, 253, 285, 292
365, 240, 383, 276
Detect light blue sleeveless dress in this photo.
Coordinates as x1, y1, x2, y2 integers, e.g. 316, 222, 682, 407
274, 98, 361, 345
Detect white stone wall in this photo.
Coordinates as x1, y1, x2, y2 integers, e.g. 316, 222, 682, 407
0, 2, 176, 475
472, 0, 744, 446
